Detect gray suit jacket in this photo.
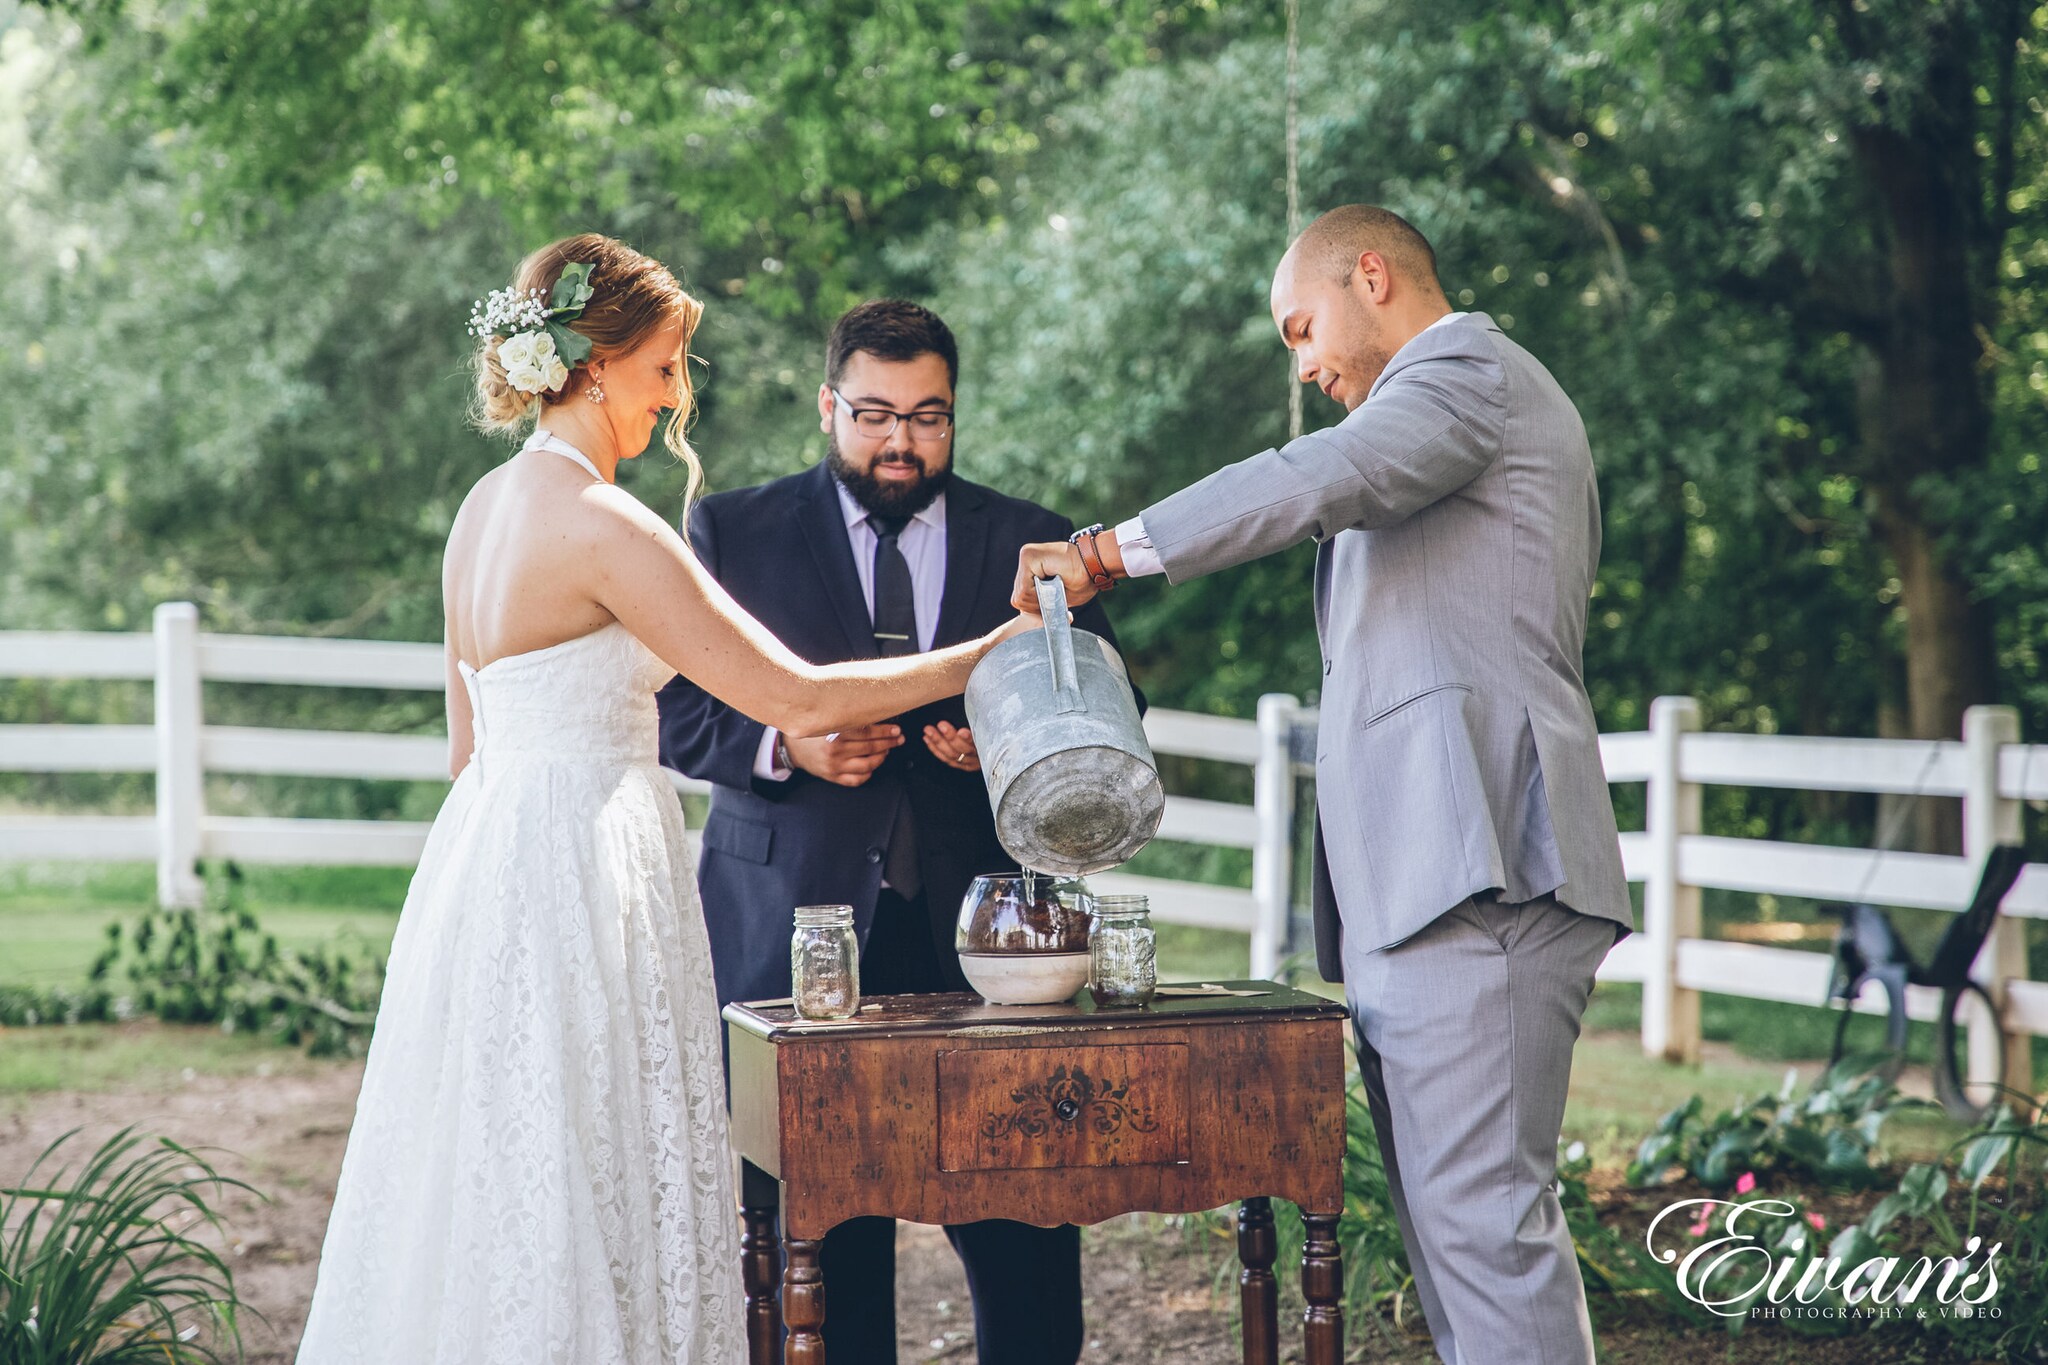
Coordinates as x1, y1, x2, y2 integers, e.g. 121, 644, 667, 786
1142, 312, 1632, 979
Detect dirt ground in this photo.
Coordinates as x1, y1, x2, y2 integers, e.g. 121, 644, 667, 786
0, 1038, 1997, 1364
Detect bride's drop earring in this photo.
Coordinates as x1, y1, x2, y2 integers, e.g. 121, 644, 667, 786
587, 377, 606, 405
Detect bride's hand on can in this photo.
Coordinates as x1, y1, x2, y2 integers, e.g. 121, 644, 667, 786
990, 612, 1049, 647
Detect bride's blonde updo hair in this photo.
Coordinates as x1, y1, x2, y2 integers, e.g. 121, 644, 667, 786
471, 233, 704, 502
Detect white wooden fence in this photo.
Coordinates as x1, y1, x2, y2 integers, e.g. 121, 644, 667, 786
1254, 693, 2048, 1099
0, 602, 1267, 952
4, 603, 2045, 1095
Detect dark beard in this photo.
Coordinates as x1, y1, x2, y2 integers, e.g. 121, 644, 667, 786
826, 434, 953, 520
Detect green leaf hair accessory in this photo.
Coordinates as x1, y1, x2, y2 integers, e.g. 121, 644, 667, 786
467, 260, 598, 394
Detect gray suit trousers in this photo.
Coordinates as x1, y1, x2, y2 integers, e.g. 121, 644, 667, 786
1343, 893, 1617, 1365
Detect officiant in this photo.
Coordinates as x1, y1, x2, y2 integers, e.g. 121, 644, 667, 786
657, 299, 1138, 1365
1014, 206, 1634, 1365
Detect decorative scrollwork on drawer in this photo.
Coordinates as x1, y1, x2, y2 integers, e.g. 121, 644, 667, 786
938, 1044, 1189, 1172
979, 1064, 1162, 1140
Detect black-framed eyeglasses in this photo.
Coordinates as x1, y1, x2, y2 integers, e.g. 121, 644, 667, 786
830, 388, 954, 442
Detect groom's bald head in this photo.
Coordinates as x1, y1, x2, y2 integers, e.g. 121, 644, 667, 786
1284, 205, 1441, 291
1270, 205, 1452, 411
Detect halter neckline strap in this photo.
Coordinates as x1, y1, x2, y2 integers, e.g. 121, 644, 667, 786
523, 428, 609, 483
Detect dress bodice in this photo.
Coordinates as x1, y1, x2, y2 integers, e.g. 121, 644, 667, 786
458, 622, 674, 768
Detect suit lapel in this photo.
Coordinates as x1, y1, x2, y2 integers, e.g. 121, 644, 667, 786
798, 465, 878, 659
934, 478, 990, 647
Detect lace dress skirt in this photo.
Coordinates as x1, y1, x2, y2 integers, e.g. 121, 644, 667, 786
296, 626, 744, 1364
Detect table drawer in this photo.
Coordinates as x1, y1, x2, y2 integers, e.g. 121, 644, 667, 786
937, 1043, 1190, 1172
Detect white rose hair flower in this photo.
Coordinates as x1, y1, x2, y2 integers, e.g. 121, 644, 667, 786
497, 331, 564, 395
468, 261, 597, 397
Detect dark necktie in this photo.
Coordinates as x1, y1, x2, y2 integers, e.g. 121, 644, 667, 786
869, 513, 921, 897
870, 514, 917, 658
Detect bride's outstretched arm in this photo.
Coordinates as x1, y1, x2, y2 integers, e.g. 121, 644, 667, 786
581, 486, 1037, 737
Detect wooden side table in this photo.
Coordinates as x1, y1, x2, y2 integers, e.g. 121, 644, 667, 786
723, 981, 1349, 1364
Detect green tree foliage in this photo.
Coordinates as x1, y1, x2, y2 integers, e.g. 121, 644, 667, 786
3, 14, 511, 638
930, 0, 2048, 775
118, 0, 1246, 319
2, 0, 1248, 639
5, 0, 2046, 854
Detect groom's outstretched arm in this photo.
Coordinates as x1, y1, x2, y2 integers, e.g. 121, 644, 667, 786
1143, 336, 1506, 584
655, 501, 792, 797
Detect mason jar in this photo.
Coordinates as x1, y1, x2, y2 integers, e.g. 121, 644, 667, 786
1089, 894, 1155, 1008
791, 904, 859, 1020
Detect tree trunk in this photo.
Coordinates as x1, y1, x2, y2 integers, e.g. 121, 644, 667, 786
1871, 495, 1998, 854
1846, 20, 2001, 852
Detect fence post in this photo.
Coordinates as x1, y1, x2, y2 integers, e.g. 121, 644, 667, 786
1251, 692, 1300, 982
1643, 695, 1702, 1064
153, 602, 205, 909
1962, 705, 2029, 1104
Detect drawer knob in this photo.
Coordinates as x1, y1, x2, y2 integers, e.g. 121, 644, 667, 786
1054, 1098, 1082, 1122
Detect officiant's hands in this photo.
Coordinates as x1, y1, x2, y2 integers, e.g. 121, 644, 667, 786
923, 720, 980, 772
1013, 542, 1100, 611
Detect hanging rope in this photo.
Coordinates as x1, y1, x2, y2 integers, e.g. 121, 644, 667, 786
1285, 0, 1304, 441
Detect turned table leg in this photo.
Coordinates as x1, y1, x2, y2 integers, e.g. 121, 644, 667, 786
781, 1236, 825, 1364
1301, 1212, 1343, 1365
1237, 1196, 1279, 1365
739, 1163, 782, 1365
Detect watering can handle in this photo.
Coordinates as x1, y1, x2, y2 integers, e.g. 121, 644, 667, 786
1034, 576, 1087, 715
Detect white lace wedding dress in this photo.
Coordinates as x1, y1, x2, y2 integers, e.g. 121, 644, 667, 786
296, 609, 744, 1363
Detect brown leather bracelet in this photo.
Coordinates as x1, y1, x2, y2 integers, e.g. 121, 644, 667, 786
1068, 524, 1116, 593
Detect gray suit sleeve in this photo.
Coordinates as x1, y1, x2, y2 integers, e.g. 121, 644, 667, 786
1141, 345, 1506, 584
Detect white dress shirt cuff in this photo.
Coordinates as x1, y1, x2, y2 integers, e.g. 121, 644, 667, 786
1113, 516, 1165, 578
754, 727, 793, 782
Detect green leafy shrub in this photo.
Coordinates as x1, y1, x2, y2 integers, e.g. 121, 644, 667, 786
0, 986, 121, 1028
2, 864, 386, 1055
91, 866, 385, 1057
0, 1126, 264, 1364
1842, 1100, 2047, 1361
1628, 1060, 1913, 1189
1627, 1068, 2045, 1355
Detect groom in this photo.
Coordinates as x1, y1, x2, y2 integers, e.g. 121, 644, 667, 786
1018, 205, 1632, 1365
658, 299, 1134, 1365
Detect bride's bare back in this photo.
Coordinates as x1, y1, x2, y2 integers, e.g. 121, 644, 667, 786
444, 448, 620, 673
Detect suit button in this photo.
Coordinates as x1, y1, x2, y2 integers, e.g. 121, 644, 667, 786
866, 847, 883, 865
1323, 659, 1333, 676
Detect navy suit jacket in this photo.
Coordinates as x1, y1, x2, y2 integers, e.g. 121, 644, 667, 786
656, 461, 1140, 1008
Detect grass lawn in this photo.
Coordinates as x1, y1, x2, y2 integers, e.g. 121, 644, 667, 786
0, 862, 408, 990
0, 862, 1256, 992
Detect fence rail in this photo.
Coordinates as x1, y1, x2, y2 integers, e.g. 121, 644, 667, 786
0, 605, 1271, 959
4, 604, 2044, 1095
1253, 691, 2046, 1102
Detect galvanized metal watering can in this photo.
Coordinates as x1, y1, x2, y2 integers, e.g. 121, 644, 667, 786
963, 576, 1164, 876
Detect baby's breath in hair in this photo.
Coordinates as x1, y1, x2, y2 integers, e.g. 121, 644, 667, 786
467, 286, 551, 339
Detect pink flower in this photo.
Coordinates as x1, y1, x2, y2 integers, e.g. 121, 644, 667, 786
1735, 1172, 1757, 1195
1807, 1213, 1826, 1230
1688, 1207, 1713, 1237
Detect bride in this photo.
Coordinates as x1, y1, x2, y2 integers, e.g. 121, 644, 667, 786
295, 234, 1037, 1364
